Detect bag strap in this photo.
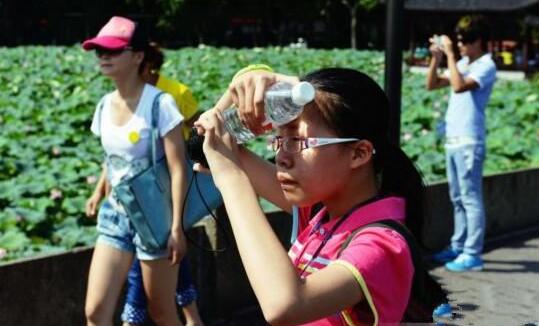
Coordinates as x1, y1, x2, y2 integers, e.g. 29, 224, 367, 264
337, 219, 430, 305
97, 91, 163, 164
149, 91, 165, 171
338, 219, 424, 276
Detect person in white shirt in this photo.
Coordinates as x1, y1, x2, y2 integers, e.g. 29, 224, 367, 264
426, 15, 496, 273
82, 16, 187, 326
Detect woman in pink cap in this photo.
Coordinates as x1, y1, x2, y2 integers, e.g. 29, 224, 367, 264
82, 16, 187, 326
85, 38, 206, 326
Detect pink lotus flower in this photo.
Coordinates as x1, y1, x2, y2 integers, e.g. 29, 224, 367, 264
50, 189, 63, 200
403, 133, 412, 142
15, 214, 24, 222
86, 175, 98, 184
0, 248, 7, 260
52, 147, 61, 156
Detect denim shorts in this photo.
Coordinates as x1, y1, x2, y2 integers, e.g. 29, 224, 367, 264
96, 199, 168, 261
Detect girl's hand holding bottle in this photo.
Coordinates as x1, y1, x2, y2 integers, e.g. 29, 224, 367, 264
192, 69, 313, 177
226, 70, 301, 133
226, 70, 277, 134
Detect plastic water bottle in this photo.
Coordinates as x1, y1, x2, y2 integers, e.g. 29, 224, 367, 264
222, 81, 315, 143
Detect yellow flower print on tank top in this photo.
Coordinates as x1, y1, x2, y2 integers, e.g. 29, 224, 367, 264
128, 130, 140, 144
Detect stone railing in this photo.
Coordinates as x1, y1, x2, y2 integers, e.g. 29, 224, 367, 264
1, 167, 538, 325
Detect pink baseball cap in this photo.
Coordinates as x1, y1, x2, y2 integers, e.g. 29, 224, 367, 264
82, 16, 136, 50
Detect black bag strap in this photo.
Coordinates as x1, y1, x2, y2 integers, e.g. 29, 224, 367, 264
338, 220, 418, 258
338, 219, 446, 322
338, 219, 425, 294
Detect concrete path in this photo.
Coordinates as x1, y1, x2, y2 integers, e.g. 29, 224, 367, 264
431, 230, 539, 325
211, 230, 539, 325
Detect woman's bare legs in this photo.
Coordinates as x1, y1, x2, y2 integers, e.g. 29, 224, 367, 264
85, 244, 133, 326
141, 259, 183, 326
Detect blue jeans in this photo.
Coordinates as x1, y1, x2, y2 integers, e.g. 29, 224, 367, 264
96, 199, 168, 260
121, 258, 198, 324
445, 142, 486, 256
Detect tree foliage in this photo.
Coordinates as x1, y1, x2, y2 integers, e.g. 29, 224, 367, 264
341, 0, 378, 11
338, 0, 380, 48
126, 0, 186, 30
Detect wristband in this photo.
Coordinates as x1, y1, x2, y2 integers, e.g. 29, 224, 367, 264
232, 64, 273, 81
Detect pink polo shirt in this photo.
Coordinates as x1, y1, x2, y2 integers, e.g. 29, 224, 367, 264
288, 197, 414, 325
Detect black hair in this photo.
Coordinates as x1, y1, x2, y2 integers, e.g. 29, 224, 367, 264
301, 68, 427, 248
128, 20, 150, 51
455, 15, 490, 51
126, 20, 165, 74
142, 42, 165, 73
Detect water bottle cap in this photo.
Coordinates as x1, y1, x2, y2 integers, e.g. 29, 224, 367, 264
291, 82, 315, 106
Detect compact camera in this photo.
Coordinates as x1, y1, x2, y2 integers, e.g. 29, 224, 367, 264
187, 129, 209, 169
433, 35, 445, 51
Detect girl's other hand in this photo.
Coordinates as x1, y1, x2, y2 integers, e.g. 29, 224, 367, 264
193, 110, 213, 137
193, 110, 242, 188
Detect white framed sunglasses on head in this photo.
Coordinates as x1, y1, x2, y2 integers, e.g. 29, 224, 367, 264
270, 135, 364, 154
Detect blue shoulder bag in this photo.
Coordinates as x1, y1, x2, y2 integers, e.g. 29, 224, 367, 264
109, 92, 222, 252
183, 158, 223, 229
113, 92, 172, 252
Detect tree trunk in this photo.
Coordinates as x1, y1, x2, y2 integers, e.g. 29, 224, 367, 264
350, 5, 359, 49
